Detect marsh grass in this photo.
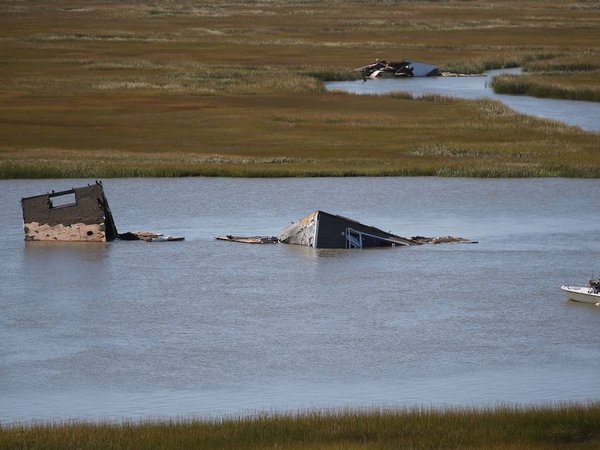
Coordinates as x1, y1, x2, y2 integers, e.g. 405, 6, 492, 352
488, 52, 600, 100
1, 91, 598, 178
1, 403, 599, 450
1, 0, 599, 178
442, 56, 521, 75
523, 52, 600, 73
491, 73, 600, 102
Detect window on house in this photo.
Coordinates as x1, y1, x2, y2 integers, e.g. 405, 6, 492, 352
49, 192, 76, 208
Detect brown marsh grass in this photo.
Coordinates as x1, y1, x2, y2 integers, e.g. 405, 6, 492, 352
491, 51, 600, 101
1, 403, 599, 450
0, 0, 599, 178
491, 73, 600, 102
2, 92, 598, 178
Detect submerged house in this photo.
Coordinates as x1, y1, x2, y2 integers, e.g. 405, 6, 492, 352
355, 59, 440, 79
278, 210, 414, 249
21, 181, 118, 242
217, 210, 474, 249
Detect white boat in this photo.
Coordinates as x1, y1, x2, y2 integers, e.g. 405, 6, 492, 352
561, 279, 600, 305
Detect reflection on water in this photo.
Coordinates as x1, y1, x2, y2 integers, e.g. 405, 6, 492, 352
23, 241, 110, 262
1, 177, 599, 422
326, 69, 600, 132
20, 243, 110, 302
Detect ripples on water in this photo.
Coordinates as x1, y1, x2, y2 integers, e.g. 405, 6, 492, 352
1, 178, 599, 422
326, 68, 600, 133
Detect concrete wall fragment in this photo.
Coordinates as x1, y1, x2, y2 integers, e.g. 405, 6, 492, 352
21, 182, 118, 242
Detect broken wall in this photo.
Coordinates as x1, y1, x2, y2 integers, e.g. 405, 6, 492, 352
22, 183, 118, 242
278, 211, 318, 247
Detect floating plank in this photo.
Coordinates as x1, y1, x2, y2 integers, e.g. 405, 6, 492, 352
215, 235, 278, 244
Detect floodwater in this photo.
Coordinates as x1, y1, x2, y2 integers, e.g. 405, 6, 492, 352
1, 177, 600, 423
326, 69, 600, 133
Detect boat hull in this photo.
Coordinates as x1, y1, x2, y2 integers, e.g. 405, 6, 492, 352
561, 286, 600, 305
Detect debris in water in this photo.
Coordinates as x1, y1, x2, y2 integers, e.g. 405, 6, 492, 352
118, 231, 185, 242
354, 59, 480, 80
217, 210, 476, 249
215, 235, 278, 244
354, 59, 440, 79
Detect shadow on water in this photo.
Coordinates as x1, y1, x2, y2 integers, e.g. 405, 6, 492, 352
22, 241, 110, 270
325, 68, 600, 133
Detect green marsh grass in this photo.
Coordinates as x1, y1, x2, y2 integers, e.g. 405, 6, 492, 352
1, 0, 599, 178
2, 403, 599, 450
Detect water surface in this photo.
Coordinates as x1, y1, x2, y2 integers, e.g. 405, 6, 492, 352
326, 69, 600, 133
1, 178, 599, 422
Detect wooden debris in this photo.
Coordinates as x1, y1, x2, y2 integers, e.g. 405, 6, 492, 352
409, 236, 478, 245
215, 235, 278, 244
119, 231, 184, 242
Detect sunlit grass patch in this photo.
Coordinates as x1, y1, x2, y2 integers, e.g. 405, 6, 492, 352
86, 59, 167, 71
26, 32, 173, 42
408, 144, 504, 158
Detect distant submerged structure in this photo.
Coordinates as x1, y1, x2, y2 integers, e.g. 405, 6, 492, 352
354, 59, 440, 79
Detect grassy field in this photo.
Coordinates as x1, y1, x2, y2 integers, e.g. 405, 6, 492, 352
1, 0, 599, 178
2, 403, 599, 450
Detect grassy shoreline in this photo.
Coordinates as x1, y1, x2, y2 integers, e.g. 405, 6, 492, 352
1, 0, 599, 179
490, 53, 600, 102
2, 403, 599, 449
491, 73, 600, 102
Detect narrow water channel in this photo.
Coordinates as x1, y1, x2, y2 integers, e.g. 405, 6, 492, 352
326, 68, 600, 133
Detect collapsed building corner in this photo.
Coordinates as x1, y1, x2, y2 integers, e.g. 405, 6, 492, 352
21, 181, 118, 242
